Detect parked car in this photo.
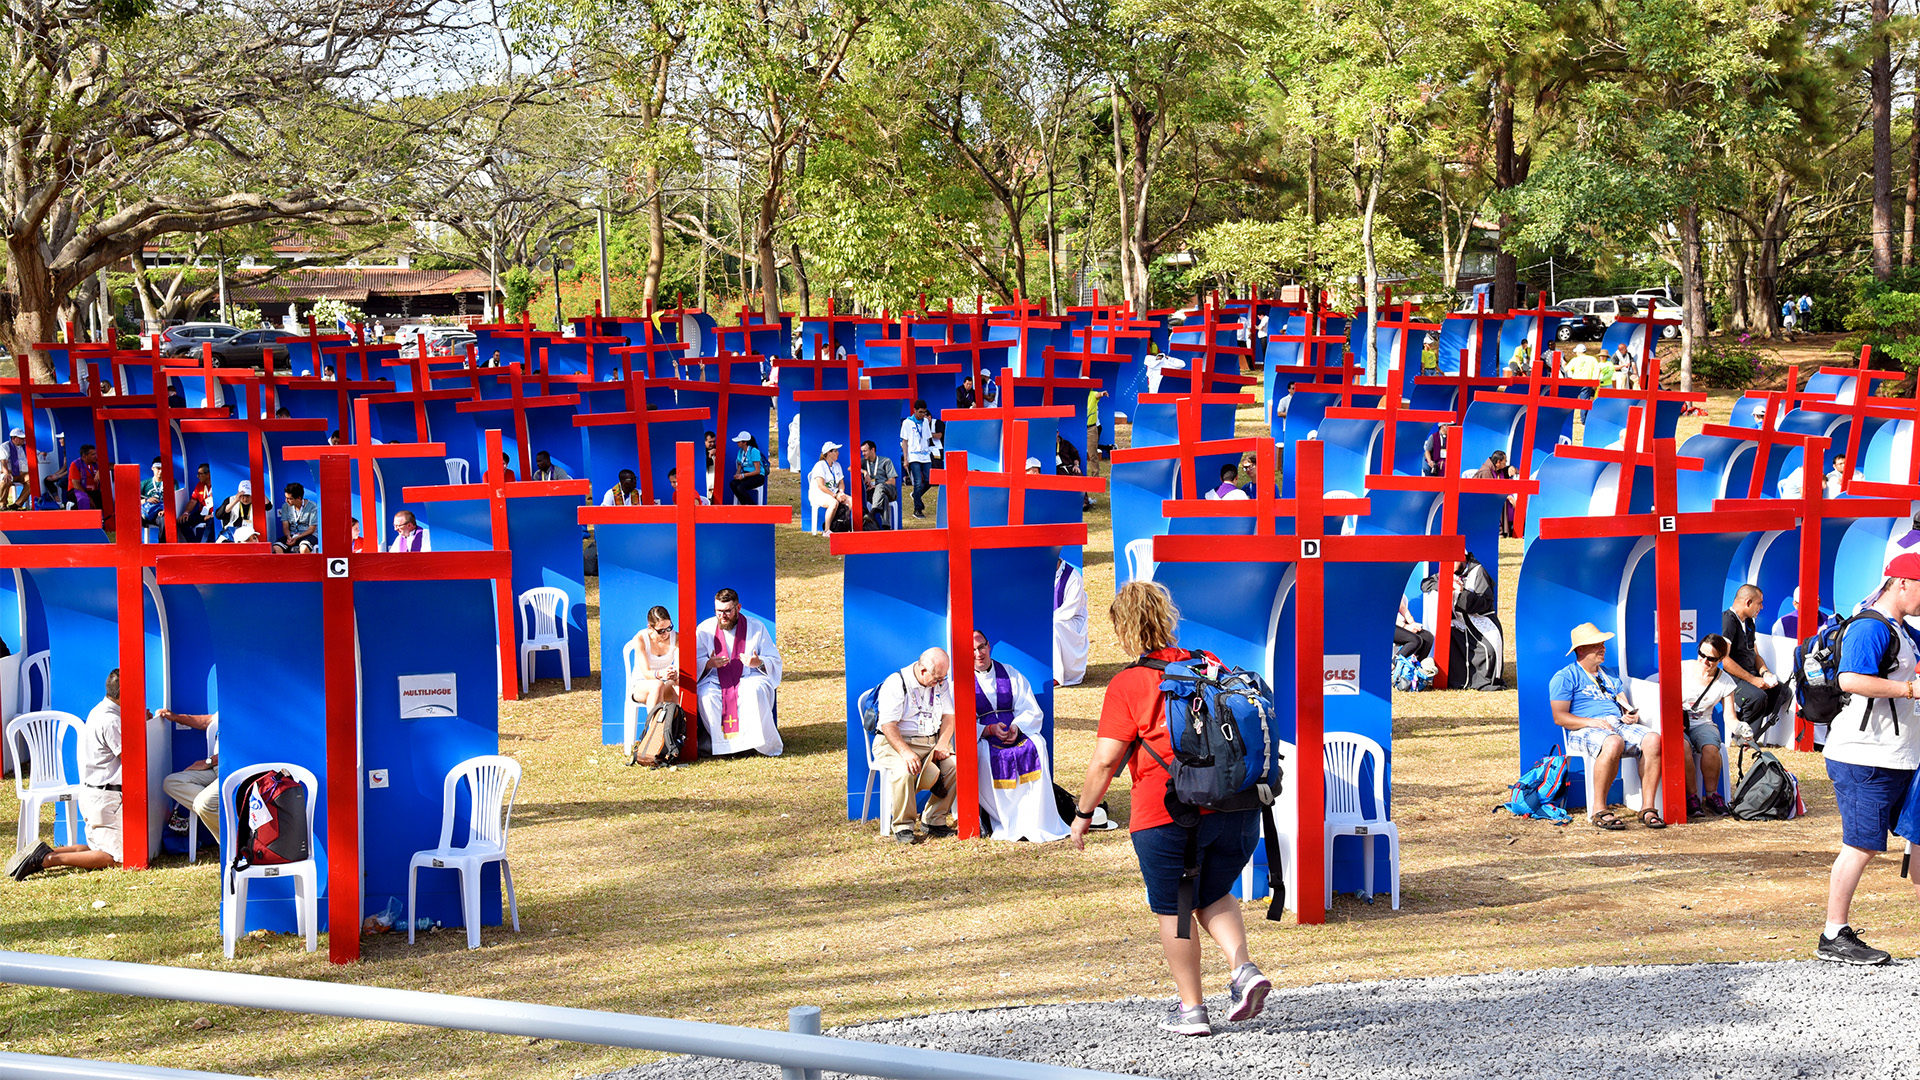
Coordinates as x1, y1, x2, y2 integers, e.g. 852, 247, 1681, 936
1546, 307, 1607, 342
1557, 296, 1640, 326
398, 330, 476, 359
158, 322, 243, 357
208, 328, 297, 368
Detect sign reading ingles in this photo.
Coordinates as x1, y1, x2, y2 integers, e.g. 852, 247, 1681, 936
398, 673, 458, 719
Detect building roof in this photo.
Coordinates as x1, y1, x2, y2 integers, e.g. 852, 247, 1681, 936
234, 267, 490, 304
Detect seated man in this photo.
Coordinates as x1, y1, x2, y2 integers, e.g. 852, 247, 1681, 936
0, 427, 30, 509
859, 440, 896, 529
531, 450, 566, 482
158, 708, 220, 842
274, 481, 319, 553
1680, 634, 1739, 817
139, 457, 167, 528
65, 443, 100, 510
390, 510, 430, 551
662, 467, 707, 506
213, 480, 254, 543
873, 646, 957, 843
694, 587, 784, 756
971, 632, 1068, 842
807, 441, 852, 532
1549, 622, 1666, 830
1722, 584, 1788, 738
1053, 557, 1088, 687
603, 469, 643, 507
1210, 462, 1249, 500
9, 670, 128, 880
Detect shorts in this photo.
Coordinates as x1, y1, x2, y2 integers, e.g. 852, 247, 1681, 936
1130, 811, 1260, 917
1685, 722, 1723, 753
1564, 721, 1657, 758
78, 787, 123, 863
1828, 759, 1914, 853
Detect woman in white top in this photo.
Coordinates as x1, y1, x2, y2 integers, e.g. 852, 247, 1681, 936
1681, 633, 1742, 816
807, 440, 852, 531
629, 605, 679, 765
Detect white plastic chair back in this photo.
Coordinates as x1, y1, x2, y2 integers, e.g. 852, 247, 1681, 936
219, 762, 321, 858
1124, 538, 1157, 584
18, 651, 51, 715
518, 587, 569, 642
8, 710, 81, 796
440, 755, 521, 853
622, 638, 640, 685
1323, 732, 1387, 821
446, 458, 470, 485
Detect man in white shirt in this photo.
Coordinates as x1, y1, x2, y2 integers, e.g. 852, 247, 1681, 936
1819, 552, 1920, 965
873, 646, 957, 842
602, 469, 643, 507
899, 399, 936, 519
693, 587, 784, 756
1053, 558, 1088, 686
971, 632, 1068, 842
159, 709, 221, 841
1679, 634, 1740, 817
9, 670, 126, 879
807, 441, 851, 531
390, 510, 430, 552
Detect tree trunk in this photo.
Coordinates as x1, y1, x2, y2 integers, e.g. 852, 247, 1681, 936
755, 153, 784, 318
1492, 77, 1520, 313
1905, 102, 1919, 268
1361, 166, 1382, 384
1127, 100, 1156, 309
130, 253, 160, 329
1110, 84, 1131, 306
1044, 150, 1061, 311
5, 237, 61, 381
1728, 232, 1750, 334
644, 159, 667, 309
790, 241, 811, 316
1678, 203, 1708, 392
1872, 0, 1894, 280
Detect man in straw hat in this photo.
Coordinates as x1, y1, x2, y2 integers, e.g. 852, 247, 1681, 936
1548, 621, 1667, 831
1818, 552, 1920, 965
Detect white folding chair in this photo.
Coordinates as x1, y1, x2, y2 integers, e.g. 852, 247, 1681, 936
407, 755, 522, 949
621, 638, 646, 756
516, 586, 573, 692
1124, 538, 1157, 584
8, 710, 85, 855
17, 650, 51, 716
445, 458, 470, 485
219, 763, 320, 959
1238, 740, 1298, 911
1323, 732, 1400, 910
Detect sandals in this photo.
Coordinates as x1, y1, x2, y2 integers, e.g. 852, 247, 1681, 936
1639, 808, 1668, 829
1590, 810, 1627, 831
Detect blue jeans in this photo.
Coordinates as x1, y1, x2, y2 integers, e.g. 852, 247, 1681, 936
906, 460, 930, 514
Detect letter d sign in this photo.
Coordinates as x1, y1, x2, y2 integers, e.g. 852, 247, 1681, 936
1301, 538, 1322, 559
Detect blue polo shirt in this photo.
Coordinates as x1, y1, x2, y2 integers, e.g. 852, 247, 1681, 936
1548, 662, 1626, 721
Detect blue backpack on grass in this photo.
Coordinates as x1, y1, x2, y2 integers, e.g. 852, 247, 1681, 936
1495, 746, 1572, 824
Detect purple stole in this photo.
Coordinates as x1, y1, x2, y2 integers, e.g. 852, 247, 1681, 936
976, 662, 1040, 790
1054, 562, 1071, 609
395, 529, 422, 552
714, 621, 748, 734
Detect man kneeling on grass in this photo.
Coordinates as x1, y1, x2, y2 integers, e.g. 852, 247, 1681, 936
10, 670, 127, 880
1549, 622, 1666, 831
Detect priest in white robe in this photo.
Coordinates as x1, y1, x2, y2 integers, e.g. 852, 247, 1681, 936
971, 632, 1068, 843
1053, 558, 1088, 687
694, 587, 784, 756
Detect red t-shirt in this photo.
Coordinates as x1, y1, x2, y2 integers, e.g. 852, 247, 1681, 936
1096, 647, 1193, 832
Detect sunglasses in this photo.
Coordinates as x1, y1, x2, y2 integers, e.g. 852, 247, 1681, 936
652, 624, 673, 636
1699, 653, 1723, 663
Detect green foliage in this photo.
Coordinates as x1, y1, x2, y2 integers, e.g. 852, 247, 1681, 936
229, 308, 266, 331
1187, 213, 1422, 303
1841, 272, 1920, 370
1688, 335, 1767, 388
501, 266, 537, 321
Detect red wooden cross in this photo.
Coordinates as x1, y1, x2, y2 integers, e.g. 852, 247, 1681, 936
1800, 346, 1917, 473
609, 332, 691, 382
1266, 308, 1352, 380
797, 298, 880, 361
948, 418, 1105, 524
1072, 307, 1157, 359
929, 336, 1015, 395
454, 363, 582, 480
158, 343, 232, 410
180, 382, 330, 544
1108, 393, 1255, 500
0, 468, 171, 867
791, 379, 915, 529
1008, 351, 1103, 414
1608, 301, 1682, 388
1153, 437, 1452, 925
1555, 405, 1705, 516
97, 388, 228, 542
578, 441, 793, 763
1509, 292, 1566, 365
1471, 359, 1598, 530
663, 357, 777, 504
320, 332, 400, 385
831, 449, 1088, 839
277, 318, 352, 377
1537, 438, 1793, 823
1375, 305, 1443, 381
283, 398, 448, 551
1444, 293, 1505, 375
1367, 425, 1538, 685
1166, 302, 1257, 381
1701, 395, 1824, 499
987, 295, 1070, 378
863, 334, 964, 405
404, 427, 594, 702
571, 375, 708, 504
1593, 378, 1708, 439
0, 357, 84, 500
1322, 349, 1455, 472
153, 454, 512, 963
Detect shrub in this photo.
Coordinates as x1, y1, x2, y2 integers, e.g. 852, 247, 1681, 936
1687, 335, 1766, 389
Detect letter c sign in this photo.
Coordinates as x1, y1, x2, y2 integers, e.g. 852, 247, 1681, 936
326, 557, 350, 578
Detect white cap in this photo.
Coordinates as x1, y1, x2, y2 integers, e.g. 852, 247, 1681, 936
237, 480, 252, 495
1025, 457, 1043, 470
1574, 344, 1588, 354
7, 428, 21, 438
821, 440, 841, 453
733, 431, 752, 442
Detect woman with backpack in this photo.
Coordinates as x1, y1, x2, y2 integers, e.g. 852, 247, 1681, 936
628, 606, 679, 767
1068, 581, 1272, 1037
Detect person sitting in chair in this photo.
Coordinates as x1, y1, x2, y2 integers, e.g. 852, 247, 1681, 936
628, 605, 679, 766
1211, 463, 1249, 500
1549, 622, 1666, 831
1680, 633, 1740, 818
971, 632, 1068, 842
1054, 557, 1088, 687
158, 708, 220, 843
0, 427, 31, 509
390, 510, 429, 552
694, 587, 784, 756
179, 464, 215, 542
860, 440, 897, 529
1722, 585, 1787, 737
274, 482, 319, 553
603, 469, 643, 507
873, 646, 957, 843
139, 458, 167, 528
213, 481, 254, 543
65, 444, 100, 510
807, 441, 853, 532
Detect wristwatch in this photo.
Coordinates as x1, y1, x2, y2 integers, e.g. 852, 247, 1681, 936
1074, 808, 1095, 820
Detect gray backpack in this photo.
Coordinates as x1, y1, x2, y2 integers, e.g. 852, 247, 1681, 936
1731, 747, 1799, 821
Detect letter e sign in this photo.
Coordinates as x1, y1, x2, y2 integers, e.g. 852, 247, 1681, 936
326, 557, 350, 578
1658, 515, 1677, 532
1301, 538, 1322, 559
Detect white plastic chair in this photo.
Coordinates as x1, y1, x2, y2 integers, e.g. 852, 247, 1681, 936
517, 587, 572, 692
219, 763, 320, 959
407, 755, 522, 949
17, 650, 51, 716
1123, 538, 1157, 584
184, 716, 220, 865
445, 458, 470, 485
1238, 740, 1298, 911
8, 710, 85, 855
855, 685, 912, 834
1323, 732, 1400, 910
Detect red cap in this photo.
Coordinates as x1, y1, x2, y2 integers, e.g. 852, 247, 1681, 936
1887, 552, 1920, 580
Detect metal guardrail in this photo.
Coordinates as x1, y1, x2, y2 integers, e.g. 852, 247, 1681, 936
0, 951, 1161, 1080
0, 1051, 266, 1079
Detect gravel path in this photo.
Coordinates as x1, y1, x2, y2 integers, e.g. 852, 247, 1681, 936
593, 958, 1915, 1079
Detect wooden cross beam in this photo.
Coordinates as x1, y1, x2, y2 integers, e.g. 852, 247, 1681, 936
454, 363, 582, 480
1108, 393, 1254, 500
282, 399, 446, 551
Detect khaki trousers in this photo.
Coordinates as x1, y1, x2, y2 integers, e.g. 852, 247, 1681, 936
163, 767, 220, 836
872, 734, 957, 833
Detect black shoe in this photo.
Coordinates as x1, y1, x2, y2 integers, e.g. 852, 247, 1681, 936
1817, 926, 1892, 966
7, 840, 51, 881
924, 824, 957, 839
890, 829, 923, 845
166, 808, 190, 835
